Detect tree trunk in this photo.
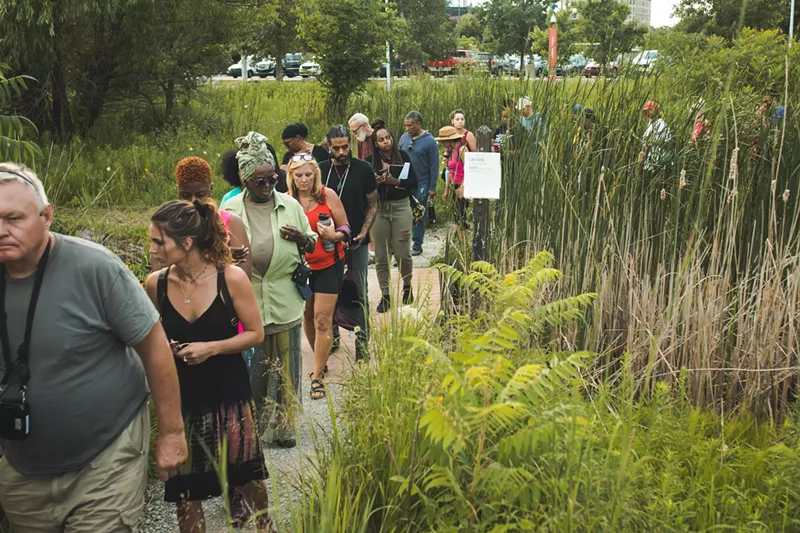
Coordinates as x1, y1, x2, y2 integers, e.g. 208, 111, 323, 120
275, 46, 285, 82
50, 1, 72, 138
164, 79, 176, 116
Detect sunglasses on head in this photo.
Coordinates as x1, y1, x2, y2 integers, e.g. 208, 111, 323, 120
291, 154, 315, 162
248, 174, 279, 188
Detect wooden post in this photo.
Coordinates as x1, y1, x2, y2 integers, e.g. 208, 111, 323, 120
472, 125, 493, 262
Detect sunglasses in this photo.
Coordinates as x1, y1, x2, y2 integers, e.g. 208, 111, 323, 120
291, 154, 315, 162
247, 174, 279, 188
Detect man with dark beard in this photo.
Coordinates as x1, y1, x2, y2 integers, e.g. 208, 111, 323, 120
318, 125, 378, 361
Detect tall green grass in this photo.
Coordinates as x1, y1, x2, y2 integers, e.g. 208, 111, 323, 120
290, 257, 800, 532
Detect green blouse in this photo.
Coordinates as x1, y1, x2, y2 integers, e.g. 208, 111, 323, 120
221, 191, 317, 327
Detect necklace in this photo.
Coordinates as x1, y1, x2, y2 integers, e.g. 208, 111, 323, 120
177, 263, 209, 304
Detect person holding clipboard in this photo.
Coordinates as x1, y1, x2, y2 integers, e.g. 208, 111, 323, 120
366, 120, 418, 313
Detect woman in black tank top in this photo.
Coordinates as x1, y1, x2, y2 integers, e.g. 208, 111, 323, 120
145, 200, 275, 533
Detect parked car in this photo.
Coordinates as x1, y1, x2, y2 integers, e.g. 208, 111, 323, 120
427, 50, 476, 76
227, 56, 256, 78
583, 60, 600, 77
256, 58, 275, 78
379, 60, 410, 78
283, 53, 304, 78
632, 50, 658, 70
533, 56, 548, 76
299, 58, 321, 78
475, 52, 491, 72
565, 54, 588, 75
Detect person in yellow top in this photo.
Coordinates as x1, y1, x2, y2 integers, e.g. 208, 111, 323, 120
221, 131, 316, 448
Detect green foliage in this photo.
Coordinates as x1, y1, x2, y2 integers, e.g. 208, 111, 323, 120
530, 10, 581, 66
393, 0, 457, 64
574, 0, 646, 65
290, 252, 800, 531
675, 0, 795, 41
298, 0, 390, 116
653, 27, 795, 95
0, 63, 41, 162
236, 0, 301, 81
478, 0, 549, 59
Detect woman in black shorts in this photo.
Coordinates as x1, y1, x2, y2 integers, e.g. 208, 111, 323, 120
286, 155, 349, 400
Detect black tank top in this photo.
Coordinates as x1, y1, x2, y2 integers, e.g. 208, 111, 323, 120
159, 268, 252, 416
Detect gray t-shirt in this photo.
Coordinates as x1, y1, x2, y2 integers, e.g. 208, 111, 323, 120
0, 233, 158, 475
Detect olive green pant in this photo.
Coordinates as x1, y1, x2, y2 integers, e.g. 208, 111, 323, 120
371, 198, 413, 296
0, 404, 149, 533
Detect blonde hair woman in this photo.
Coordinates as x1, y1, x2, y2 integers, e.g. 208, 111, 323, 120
287, 155, 349, 400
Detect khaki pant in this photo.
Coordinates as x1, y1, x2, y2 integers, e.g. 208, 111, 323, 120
0, 404, 150, 533
371, 198, 413, 296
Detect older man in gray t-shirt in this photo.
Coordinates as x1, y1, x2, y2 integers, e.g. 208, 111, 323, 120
0, 164, 187, 533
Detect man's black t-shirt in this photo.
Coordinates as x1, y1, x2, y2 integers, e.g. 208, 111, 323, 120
318, 157, 377, 243
282, 145, 330, 166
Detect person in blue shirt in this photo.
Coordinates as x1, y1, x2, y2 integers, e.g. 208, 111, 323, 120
399, 111, 439, 256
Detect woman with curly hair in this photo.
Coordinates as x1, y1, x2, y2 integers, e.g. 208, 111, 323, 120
145, 200, 275, 533
152, 156, 252, 278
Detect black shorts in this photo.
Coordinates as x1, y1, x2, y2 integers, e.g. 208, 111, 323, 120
309, 260, 344, 294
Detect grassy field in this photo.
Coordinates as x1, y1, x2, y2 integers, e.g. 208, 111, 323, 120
32, 60, 800, 530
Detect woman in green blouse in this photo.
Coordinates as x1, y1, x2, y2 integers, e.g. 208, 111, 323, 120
221, 131, 316, 448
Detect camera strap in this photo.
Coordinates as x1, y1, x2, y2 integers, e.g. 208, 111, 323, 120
0, 237, 52, 388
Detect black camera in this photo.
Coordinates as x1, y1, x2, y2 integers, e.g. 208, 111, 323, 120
0, 396, 30, 440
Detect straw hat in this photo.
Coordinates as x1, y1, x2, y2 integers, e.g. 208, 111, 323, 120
434, 126, 462, 141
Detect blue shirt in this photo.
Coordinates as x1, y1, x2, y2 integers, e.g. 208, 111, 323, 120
399, 131, 440, 193
222, 186, 242, 204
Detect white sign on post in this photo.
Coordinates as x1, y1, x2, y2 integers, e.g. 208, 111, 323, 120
463, 152, 502, 200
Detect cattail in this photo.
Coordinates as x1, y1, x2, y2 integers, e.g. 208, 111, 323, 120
783, 189, 790, 202
660, 188, 667, 201
638, 151, 645, 164
679, 169, 687, 189
728, 147, 739, 182
771, 180, 777, 193
599, 166, 605, 184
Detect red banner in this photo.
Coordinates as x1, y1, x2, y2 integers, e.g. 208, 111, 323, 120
548, 25, 558, 69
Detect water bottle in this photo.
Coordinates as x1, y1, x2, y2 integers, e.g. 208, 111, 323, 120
427, 198, 436, 225
318, 213, 335, 252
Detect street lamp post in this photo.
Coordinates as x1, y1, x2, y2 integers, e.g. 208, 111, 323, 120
791, 0, 796, 48
385, 0, 391, 90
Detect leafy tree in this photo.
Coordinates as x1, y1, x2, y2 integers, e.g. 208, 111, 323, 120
0, 0, 234, 135
392, 0, 456, 64
530, 10, 580, 67
299, 0, 390, 115
575, 0, 646, 65
457, 12, 485, 43
237, 0, 302, 81
478, 0, 549, 74
0, 64, 41, 162
674, 0, 795, 41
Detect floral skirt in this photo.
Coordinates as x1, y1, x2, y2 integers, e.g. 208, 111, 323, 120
164, 399, 267, 503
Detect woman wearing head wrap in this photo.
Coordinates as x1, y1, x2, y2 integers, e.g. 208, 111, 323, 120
280, 123, 330, 167
221, 142, 287, 204
220, 132, 316, 448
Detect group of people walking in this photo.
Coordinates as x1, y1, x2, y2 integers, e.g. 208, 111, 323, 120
0, 106, 483, 532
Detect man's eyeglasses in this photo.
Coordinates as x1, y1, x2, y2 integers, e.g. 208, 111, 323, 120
247, 174, 279, 188
350, 124, 364, 135
291, 154, 315, 162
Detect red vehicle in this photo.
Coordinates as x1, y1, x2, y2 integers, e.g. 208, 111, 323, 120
427, 50, 476, 76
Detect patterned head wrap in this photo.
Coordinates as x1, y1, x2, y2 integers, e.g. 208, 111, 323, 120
235, 131, 276, 180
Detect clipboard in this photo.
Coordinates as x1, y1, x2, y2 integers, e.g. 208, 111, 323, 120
388, 163, 410, 180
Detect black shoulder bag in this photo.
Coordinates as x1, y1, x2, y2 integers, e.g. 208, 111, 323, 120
0, 239, 51, 440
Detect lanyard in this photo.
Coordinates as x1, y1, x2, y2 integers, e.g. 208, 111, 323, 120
0, 238, 51, 389
325, 163, 349, 197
